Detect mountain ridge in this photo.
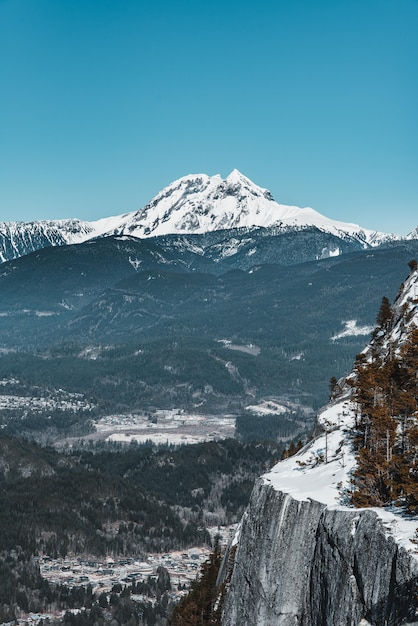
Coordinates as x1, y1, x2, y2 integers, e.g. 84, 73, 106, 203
0, 170, 408, 264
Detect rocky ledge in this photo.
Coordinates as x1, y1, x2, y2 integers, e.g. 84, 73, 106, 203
221, 480, 418, 625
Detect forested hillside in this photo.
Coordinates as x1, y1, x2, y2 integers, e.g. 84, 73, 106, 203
349, 263, 418, 510
0, 436, 278, 556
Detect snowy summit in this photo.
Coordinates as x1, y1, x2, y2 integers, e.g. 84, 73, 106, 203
88, 169, 393, 244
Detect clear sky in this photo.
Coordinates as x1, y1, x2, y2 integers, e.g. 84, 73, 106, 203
0, 0, 417, 234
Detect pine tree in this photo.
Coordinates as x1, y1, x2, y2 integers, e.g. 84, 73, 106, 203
408, 259, 418, 273
329, 376, 338, 399
376, 296, 393, 329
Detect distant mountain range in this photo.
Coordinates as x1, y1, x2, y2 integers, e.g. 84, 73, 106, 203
0, 170, 409, 264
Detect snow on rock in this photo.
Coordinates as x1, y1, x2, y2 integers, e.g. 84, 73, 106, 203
407, 226, 418, 240
264, 394, 357, 507
222, 473, 418, 625
222, 414, 418, 625
263, 381, 418, 554
362, 266, 418, 361
0, 219, 95, 263
393, 267, 418, 325
245, 400, 288, 416
263, 388, 418, 558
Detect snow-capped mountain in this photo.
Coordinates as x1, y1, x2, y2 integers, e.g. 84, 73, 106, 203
0, 170, 405, 263
407, 225, 418, 241
112, 169, 395, 245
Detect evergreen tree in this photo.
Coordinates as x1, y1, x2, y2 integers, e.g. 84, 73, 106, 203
351, 323, 418, 511
329, 376, 338, 399
376, 296, 393, 329
408, 259, 418, 273
169, 540, 223, 626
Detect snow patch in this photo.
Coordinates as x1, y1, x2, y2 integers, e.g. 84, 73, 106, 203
329, 247, 340, 257
217, 339, 260, 356
245, 401, 288, 416
331, 320, 373, 342
128, 257, 142, 271
34, 311, 57, 317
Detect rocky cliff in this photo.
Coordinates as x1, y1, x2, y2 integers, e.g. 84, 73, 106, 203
221, 478, 418, 625
221, 267, 418, 625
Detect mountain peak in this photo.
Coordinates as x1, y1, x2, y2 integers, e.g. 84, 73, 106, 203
225, 168, 252, 184
228, 168, 243, 176
115, 170, 291, 237
106, 170, 392, 243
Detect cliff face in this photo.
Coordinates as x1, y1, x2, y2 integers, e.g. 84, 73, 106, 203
221, 480, 324, 625
222, 268, 418, 625
310, 507, 417, 625
222, 481, 418, 625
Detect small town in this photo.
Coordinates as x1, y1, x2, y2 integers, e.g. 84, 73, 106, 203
13, 525, 237, 625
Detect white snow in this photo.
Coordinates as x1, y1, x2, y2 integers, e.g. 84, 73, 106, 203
329, 248, 341, 257
34, 311, 57, 317
217, 339, 261, 356
245, 400, 288, 416
264, 393, 418, 556
331, 320, 374, 342
264, 395, 357, 505
93, 410, 236, 447
371, 507, 418, 555
106, 170, 391, 243
107, 432, 209, 445
393, 268, 418, 322
359, 268, 418, 361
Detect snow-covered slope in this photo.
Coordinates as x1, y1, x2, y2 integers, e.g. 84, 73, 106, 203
0, 219, 94, 263
0, 170, 404, 263
407, 226, 418, 241
265, 265, 418, 523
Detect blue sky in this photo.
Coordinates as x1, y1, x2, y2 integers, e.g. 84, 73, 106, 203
0, 0, 417, 234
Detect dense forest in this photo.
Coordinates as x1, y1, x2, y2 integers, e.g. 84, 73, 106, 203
0, 435, 283, 625
0, 334, 347, 435
235, 410, 308, 443
350, 283, 418, 510
0, 436, 279, 557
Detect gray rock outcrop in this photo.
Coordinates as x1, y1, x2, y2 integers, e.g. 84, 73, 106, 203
221, 479, 418, 626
